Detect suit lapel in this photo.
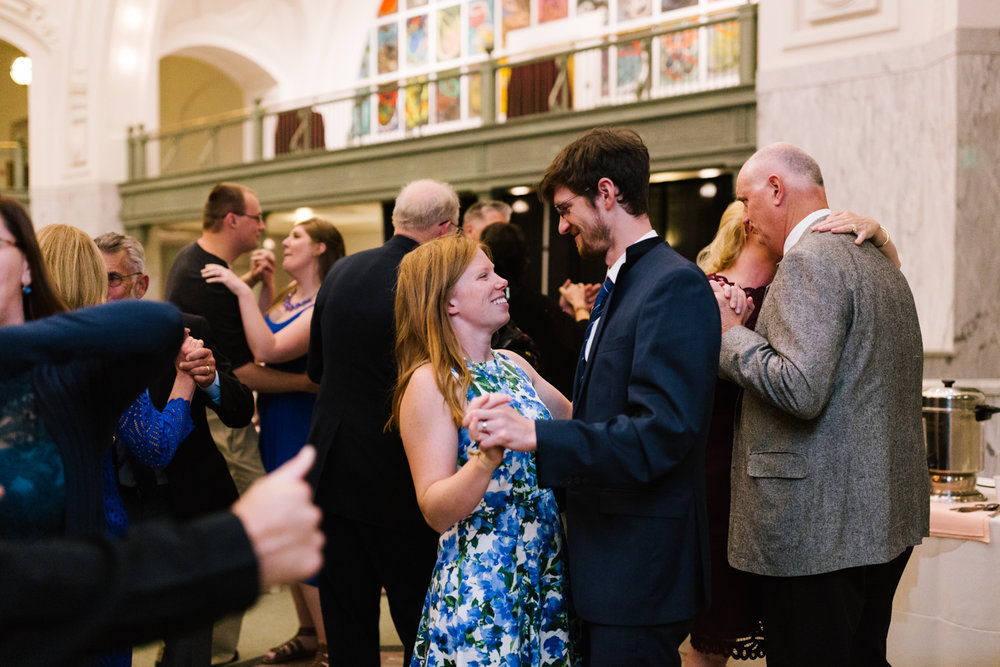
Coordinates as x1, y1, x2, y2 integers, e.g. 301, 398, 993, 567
573, 236, 661, 403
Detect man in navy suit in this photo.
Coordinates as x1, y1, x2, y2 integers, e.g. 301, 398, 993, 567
307, 179, 459, 666
466, 127, 721, 666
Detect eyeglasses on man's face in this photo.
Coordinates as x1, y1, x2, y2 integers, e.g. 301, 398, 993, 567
553, 190, 589, 218
107, 271, 142, 287
234, 212, 265, 224
438, 219, 459, 235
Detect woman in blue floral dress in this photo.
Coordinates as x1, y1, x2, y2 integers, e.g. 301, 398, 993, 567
392, 235, 577, 666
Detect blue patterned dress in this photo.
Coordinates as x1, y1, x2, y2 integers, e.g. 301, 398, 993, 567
411, 352, 577, 667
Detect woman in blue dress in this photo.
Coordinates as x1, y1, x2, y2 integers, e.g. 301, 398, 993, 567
201, 216, 344, 665
392, 235, 578, 666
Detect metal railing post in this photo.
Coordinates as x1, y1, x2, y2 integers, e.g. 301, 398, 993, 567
738, 3, 757, 87
252, 98, 264, 161
126, 126, 135, 180
480, 50, 496, 125
303, 107, 312, 150
135, 125, 148, 180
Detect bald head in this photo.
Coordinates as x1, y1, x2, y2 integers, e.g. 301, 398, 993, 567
392, 179, 461, 242
744, 142, 825, 189
736, 142, 829, 257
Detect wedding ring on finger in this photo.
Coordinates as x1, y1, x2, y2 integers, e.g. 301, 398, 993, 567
851, 224, 857, 234
479, 420, 489, 434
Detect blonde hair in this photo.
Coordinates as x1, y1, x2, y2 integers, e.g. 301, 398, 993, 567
37, 224, 108, 309
696, 201, 746, 275
391, 235, 485, 430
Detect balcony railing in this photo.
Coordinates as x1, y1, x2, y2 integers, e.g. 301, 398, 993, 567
126, 4, 755, 181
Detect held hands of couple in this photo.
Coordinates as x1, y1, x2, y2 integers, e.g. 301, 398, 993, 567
559, 279, 602, 319
712, 280, 755, 335
243, 248, 277, 289
250, 248, 276, 279
559, 279, 589, 320
176, 329, 217, 388
463, 393, 538, 453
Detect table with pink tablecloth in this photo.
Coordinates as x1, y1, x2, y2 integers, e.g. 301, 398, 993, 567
888, 485, 1000, 665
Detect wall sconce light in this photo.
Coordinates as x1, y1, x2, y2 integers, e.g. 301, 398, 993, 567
10, 56, 32, 86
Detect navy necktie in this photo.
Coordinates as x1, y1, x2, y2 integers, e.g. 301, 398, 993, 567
574, 276, 615, 396
582, 277, 614, 356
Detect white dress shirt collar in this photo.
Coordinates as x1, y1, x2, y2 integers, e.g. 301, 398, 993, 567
783, 208, 831, 257
607, 229, 659, 282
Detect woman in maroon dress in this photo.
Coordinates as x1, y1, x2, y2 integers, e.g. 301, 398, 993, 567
686, 202, 900, 666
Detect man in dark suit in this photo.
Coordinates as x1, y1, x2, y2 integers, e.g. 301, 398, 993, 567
466, 127, 721, 666
715, 143, 927, 665
307, 179, 459, 665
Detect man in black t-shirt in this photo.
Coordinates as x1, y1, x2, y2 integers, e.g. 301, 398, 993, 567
165, 182, 314, 664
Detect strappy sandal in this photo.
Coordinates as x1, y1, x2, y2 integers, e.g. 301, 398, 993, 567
261, 627, 318, 664
308, 643, 329, 667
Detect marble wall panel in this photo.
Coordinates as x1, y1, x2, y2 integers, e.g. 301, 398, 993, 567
756, 42, 957, 357
934, 48, 1000, 379
30, 180, 122, 236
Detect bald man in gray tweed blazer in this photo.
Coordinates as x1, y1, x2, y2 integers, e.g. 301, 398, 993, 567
715, 142, 928, 667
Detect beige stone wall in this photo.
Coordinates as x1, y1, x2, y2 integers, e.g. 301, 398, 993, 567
755, 0, 1000, 378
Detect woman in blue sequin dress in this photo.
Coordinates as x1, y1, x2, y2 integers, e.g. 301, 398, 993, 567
392, 235, 578, 666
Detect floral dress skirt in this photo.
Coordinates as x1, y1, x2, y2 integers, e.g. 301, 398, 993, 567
410, 352, 578, 667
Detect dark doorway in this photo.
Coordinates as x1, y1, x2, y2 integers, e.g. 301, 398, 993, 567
649, 174, 734, 264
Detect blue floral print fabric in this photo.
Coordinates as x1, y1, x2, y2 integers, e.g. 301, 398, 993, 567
410, 352, 578, 667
